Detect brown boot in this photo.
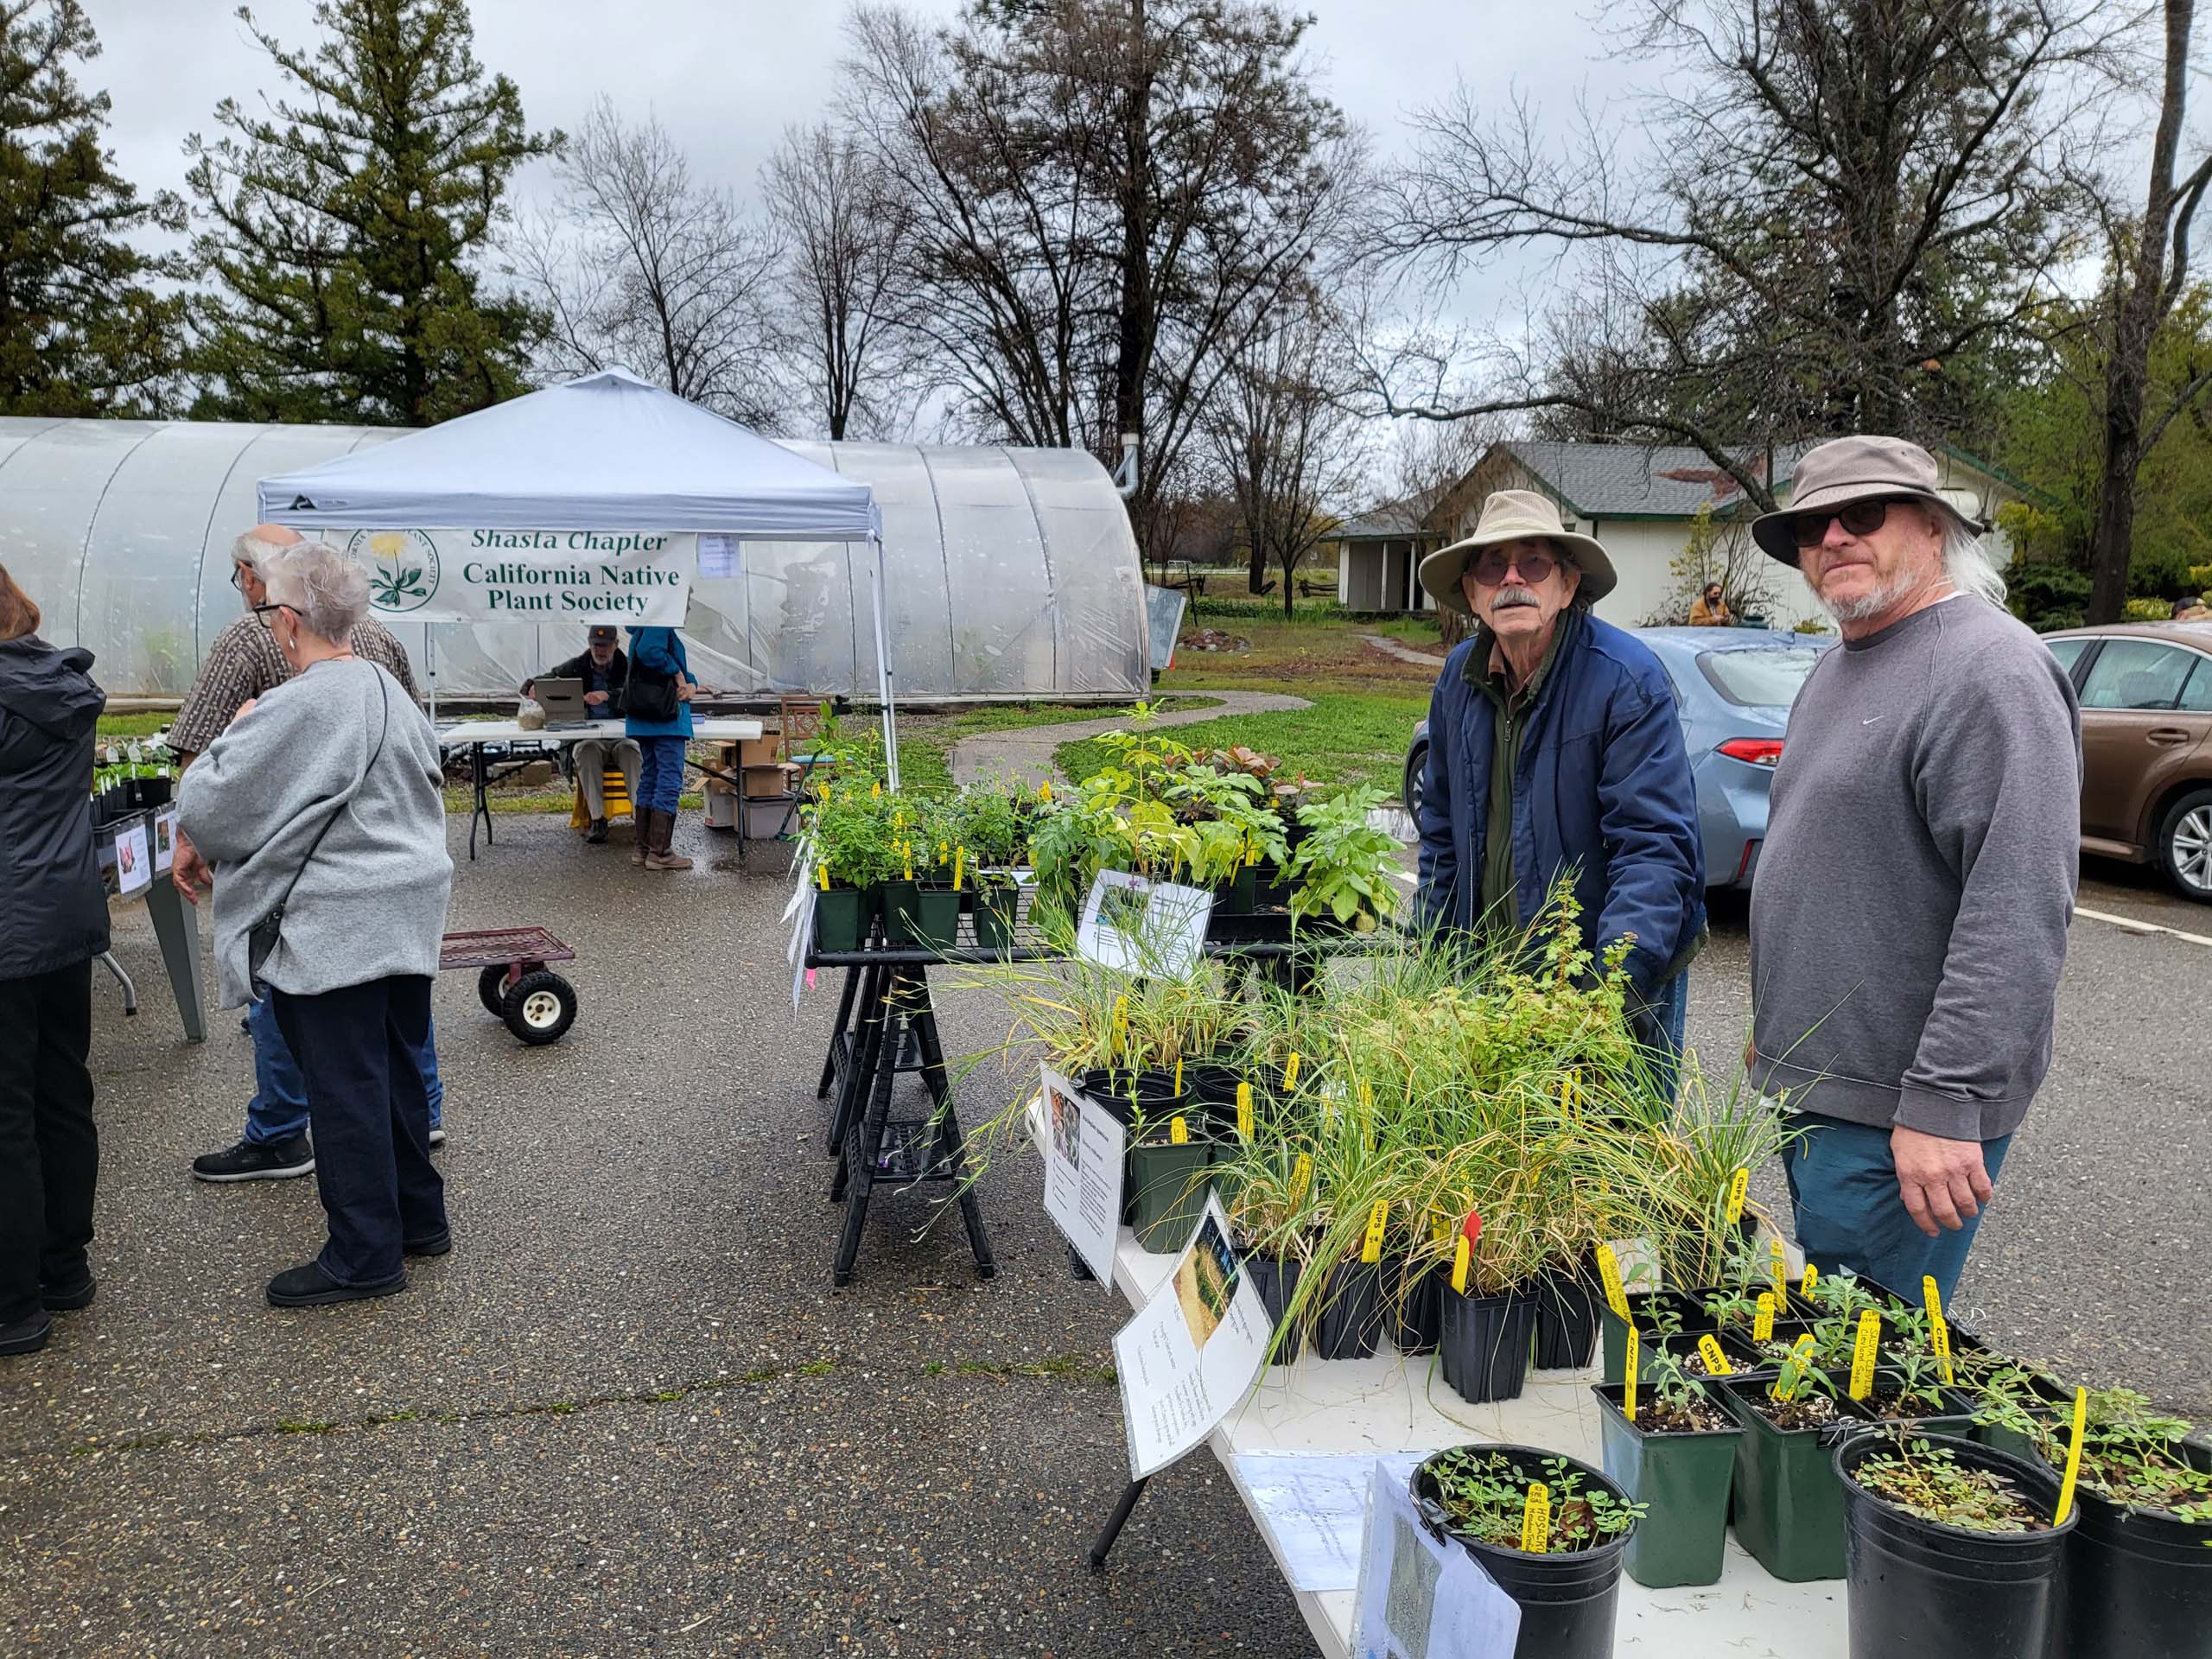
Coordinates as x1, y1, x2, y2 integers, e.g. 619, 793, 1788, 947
645, 808, 692, 872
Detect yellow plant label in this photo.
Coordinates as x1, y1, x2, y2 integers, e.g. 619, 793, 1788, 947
1699, 1334, 1734, 1376
1753, 1292, 1776, 1343
1921, 1276, 1943, 1324
1848, 1309, 1881, 1401
1770, 1236, 1788, 1307
1623, 1335, 1639, 1421
1169, 1116, 1189, 1146
1173, 1058, 1184, 1096
817, 861, 830, 890
1800, 1263, 1817, 1302
1282, 1052, 1301, 1092
871, 780, 880, 798
1726, 1167, 1750, 1225
1770, 1333, 1818, 1401
1291, 1153, 1312, 1207
1929, 1310, 1956, 1385
1594, 1243, 1631, 1320
1450, 1236, 1471, 1294
953, 847, 964, 891
1362, 1201, 1389, 1264
2054, 1388, 2088, 1525
1236, 1084, 1253, 1140
1520, 1484, 1550, 1554
1112, 996, 1128, 1058
1039, 781, 1052, 802
903, 843, 912, 880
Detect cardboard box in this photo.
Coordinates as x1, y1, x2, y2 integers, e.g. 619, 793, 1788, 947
739, 736, 781, 770
741, 762, 801, 799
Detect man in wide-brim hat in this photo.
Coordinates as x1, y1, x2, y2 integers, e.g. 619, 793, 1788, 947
1413, 489, 1705, 1074
1742, 435, 2080, 1304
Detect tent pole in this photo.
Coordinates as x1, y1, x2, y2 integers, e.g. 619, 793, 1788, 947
427, 626, 438, 726
869, 540, 898, 791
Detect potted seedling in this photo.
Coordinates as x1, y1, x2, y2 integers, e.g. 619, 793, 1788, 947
804, 789, 899, 954
1411, 1445, 1643, 1659
1834, 1433, 2075, 1659
1435, 1212, 1542, 1406
1222, 1140, 1320, 1364
1284, 785, 1400, 933
1712, 1350, 1878, 1581
951, 785, 1028, 950
1592, 1345, 1746, 1588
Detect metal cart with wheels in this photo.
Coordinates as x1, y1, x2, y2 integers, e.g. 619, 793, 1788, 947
441, 925, 580, 1046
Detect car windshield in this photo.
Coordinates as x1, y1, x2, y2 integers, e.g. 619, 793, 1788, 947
1696, 647, 1823, 708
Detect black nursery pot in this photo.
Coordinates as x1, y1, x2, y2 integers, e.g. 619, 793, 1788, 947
1242, 1251, 1306, 1364
1411, 1443, 1636, 1659
814, 887, 868, 954
970, 884, 1020, 951
1385, 1256, 1444, 1356
2059, 1453, 2212, 1659
1533, 1265, 1603, 1370
1439, 1284, 1536, 1405
1309, 1257, 1387, 1360
1835, 1433, 2074, 1659
879, 877, 923, 944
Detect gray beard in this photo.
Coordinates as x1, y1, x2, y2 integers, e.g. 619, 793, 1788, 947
1806, 564, 1919, 625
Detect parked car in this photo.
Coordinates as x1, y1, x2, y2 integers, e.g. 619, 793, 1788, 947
2039, 620, 2212, 901
1401, 626, 1834, 893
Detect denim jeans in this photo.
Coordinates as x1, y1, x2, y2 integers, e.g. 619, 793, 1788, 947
247, 994, 442, 1141
271, 976, 446, 1287
1784, 1111, 2013, 1306
1634, 969, 1690, 1101
637, 734, 686, 815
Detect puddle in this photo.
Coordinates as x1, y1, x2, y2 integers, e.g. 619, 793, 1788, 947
1368, 806, 1416, 843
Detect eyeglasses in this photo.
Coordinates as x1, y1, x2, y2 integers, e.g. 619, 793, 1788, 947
1471, 548, 1560, 586
1790, 499, 1894, 550
251, 602, 291, 630
230, 565, 251, 591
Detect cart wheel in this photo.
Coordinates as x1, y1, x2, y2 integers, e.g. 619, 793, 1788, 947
477, 964, 512, 1017
503, 971, 577, 1046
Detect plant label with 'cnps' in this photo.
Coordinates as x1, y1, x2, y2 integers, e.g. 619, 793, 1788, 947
1699, 1335, 1733, 1376
1726, 1166, 1749, 1225
1848, 1311, 1881, 1401
1362, 1202, 1389, 1264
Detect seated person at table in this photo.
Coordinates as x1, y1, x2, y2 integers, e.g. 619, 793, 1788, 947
522, 626, 640, 844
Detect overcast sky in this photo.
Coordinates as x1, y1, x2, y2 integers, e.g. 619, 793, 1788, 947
79, 0, 1634, 224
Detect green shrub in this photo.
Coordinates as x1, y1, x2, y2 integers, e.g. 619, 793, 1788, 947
2005, 556, 2092, 632
2124, 597, 2177, 621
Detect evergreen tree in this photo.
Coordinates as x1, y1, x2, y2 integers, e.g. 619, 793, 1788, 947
0, 0, 185, 416
185, 0, 556, 425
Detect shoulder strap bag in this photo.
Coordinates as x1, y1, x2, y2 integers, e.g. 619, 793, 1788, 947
248, 671, 392, 993
626, 652, 679, 723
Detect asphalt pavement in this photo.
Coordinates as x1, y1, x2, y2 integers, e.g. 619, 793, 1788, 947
2, 814, 2205, 1654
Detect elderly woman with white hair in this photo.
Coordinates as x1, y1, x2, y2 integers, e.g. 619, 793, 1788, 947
178, 540, 454, 1309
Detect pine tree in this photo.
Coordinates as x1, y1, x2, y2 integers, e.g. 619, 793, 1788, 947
185, 0, 556, 425
0, 0, 185, 416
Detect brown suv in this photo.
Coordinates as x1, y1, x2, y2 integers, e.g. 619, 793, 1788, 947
2041, 620, 2212, 901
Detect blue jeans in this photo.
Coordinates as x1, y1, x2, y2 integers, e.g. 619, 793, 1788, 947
1784, 1112, 2013, 1306
637, 735, 686, 814
247, 994, 442, 1141
1634, 970, 1690, 1100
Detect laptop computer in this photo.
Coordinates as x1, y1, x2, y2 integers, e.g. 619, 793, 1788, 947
533, 677, 594, 730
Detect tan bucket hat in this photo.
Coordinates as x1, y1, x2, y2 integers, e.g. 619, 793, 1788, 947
1752, 435, 1985, 565
1415, 489, 1618, 615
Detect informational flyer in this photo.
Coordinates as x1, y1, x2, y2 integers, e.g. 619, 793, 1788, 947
151, 805, 180, 875
696, 533, 741, 580
1110, 1192, 1269, 1480
1039, 1067, 1125, 1284
1075, 869, 1213, 978
1351, 1461, 1520, 1659
112, 816, 151, 897
1234, 1452, 1433, 1592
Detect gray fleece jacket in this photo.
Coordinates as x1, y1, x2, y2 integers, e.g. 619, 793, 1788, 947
1748, 596, 2081, 1141
178, 657, 451, 1009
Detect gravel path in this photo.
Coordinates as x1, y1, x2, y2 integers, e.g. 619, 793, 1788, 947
949, 690, 1311, 788
1357, 632, 1449, 668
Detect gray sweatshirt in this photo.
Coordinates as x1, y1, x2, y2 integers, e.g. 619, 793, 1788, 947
178, 657, 452, 1009
1748, 597, 2081, 1141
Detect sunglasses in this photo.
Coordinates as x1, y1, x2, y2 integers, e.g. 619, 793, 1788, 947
1790, 498, 1895, 550
1471, 548, 1560, 586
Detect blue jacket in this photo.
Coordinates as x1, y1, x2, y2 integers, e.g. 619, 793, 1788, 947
1416, 611, 1704, 1000
624, 627, 693, 739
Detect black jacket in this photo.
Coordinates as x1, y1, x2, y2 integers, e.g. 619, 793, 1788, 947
0, 636, 110, 979
543, 648, 628, 716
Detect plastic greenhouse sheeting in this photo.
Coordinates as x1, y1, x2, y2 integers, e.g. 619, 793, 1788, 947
0, 413, 1146, 702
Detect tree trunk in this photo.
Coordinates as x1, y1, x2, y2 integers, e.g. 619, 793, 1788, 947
1114, 0, 1154, 558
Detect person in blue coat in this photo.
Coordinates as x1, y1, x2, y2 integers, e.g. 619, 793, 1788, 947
624, 625, 696, 872
1413, 491, 1705, 1084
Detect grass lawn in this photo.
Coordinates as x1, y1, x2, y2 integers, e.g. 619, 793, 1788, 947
94, 714, 171, 738
892, 696, 1218, 793
1054, 690, 1427, 797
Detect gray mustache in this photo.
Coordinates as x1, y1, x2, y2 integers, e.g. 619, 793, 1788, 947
1491, 587, 1541, 609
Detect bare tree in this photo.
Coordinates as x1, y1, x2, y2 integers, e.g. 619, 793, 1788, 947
2083, 0, 2212, 620
506, 97, 782, 424
1363, 0, 2128, 505
1209, 301, 1374, 617
763, 121, 913, 440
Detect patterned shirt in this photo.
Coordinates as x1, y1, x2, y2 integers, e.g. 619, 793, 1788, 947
168, 613, 420, 758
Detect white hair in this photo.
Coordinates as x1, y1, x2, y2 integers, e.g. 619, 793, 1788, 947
260, 540, 371, 643
1942, 518, 2008, 607
231, 530, 293, 574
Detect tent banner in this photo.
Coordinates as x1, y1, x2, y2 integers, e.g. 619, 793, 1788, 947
342, 529, 693, 625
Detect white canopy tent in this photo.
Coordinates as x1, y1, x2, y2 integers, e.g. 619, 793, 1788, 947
257, 368, 906, 783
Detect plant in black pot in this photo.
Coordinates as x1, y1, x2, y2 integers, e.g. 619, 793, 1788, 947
949, 784, 1029, 951
1592, 1345, 1745, 1589
1285, 785, 1401, 934
804, 789, 899, 954
1412, 1444, 1643, 1659
1834, 1432, 2075, 1659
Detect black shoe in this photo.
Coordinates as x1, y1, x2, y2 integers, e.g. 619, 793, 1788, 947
266, 1262, 407, 1308
193, 1135, 315, 1183
41, 1273, 95, 1313
586, 817, 609, 843
404, 1231, 451, 1258
0, 1312, 53, 1357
